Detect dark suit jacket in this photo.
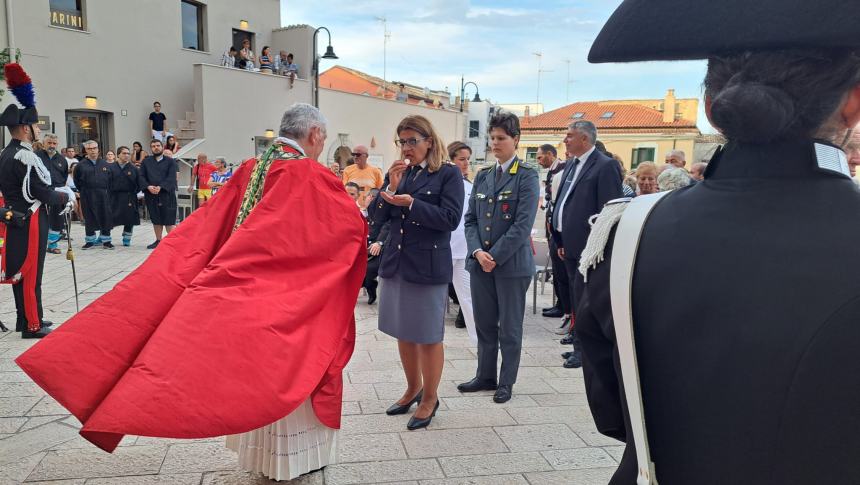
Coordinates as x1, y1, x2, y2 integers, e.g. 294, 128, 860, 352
372, 163, 464, 285
577, 140, 860, 484
551, 149, 622, 261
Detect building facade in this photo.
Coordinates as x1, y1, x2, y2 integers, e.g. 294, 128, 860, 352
0, 0, 468, 186
519, 91, 701, 170
0, 0, 282, 158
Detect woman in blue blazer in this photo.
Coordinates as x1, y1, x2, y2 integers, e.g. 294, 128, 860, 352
372, 115, 464, 430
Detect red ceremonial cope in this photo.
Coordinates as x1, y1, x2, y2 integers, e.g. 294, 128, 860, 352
16, 146, 368, 452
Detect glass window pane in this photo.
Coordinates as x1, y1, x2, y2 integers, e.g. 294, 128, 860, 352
50, 0, 80, 12
181, 1, 200, 50
469, 121, 480, 138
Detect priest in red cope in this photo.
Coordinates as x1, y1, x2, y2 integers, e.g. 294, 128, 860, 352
16, 103, 368, 481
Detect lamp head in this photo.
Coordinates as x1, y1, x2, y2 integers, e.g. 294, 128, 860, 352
322, 45, 338, 59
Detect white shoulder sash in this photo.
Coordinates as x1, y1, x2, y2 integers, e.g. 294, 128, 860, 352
609, 191, 670, 485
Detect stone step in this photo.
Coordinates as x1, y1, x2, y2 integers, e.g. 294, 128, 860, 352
176, 119, 196, 130
185, 111, 196, 122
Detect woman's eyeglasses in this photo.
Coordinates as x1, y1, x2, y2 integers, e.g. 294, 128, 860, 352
395, 137, 426, 147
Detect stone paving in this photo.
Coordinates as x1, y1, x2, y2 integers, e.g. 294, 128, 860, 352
0, 222, 623, 484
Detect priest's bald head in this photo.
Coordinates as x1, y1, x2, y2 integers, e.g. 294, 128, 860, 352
279, 103, 328, 161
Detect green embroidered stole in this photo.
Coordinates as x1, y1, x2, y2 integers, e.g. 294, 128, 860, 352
233, 144, 306, 231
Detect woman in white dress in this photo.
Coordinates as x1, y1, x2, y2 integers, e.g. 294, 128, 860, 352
447, 141, 478, 345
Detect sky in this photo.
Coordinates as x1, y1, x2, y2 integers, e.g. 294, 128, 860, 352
280, 0, 714, 132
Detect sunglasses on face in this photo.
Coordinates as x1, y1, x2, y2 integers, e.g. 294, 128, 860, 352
351, 153, 367, 157
395, 137, 426, 147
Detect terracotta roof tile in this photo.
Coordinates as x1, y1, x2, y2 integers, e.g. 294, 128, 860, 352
520, 101, 698, 131
319, 66, 446, 106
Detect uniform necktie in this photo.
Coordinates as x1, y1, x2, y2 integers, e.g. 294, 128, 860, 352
495, 165, 503, 184
552, 158, 582, 230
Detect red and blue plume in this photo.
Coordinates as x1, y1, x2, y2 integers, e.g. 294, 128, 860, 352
4, 63, 35, 109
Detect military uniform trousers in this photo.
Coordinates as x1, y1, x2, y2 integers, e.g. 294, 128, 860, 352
6, 207, 49, 330
470, 270, 531, 386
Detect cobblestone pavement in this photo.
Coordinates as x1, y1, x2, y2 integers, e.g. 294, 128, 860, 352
0, 222, 623, 484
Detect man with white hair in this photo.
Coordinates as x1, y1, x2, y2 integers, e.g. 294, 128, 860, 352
73, 140, 114, 249
36, 133, 68, 254
665, 149, 687, 169
657, 166, 693, 191
18, 103, 367, 482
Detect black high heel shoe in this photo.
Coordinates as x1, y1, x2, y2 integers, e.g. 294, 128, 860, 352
406, 400, 440, 430
385, 390, 423, 416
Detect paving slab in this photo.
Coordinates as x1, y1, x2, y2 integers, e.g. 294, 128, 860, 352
541, 447, 617, 470
323, 459, 443, 485
159, 442, 238, 474
399, 427, 508, 459
0, 422, 79, 466
525, 467, 618, 485
337, 432, 408, 463
436, 451, 552, 477
27, 445, 167, 481
494, 424, 586, 452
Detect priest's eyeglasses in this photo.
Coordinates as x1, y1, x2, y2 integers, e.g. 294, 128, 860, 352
395, 137, 426, 147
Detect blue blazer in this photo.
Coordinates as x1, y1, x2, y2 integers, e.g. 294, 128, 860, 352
551, 149, 623, 261
372, 163, 465, 285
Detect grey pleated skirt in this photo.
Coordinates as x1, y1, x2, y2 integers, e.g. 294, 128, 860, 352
378, 273, 447, 344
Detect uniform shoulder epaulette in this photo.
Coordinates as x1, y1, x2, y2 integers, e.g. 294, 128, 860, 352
518, 160, 538, 171
578, 197, 632, 282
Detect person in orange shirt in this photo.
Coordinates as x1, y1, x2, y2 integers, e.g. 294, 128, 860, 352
342, 145, 383, 200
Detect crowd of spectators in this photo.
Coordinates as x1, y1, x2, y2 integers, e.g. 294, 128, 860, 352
222, 39, 299, 87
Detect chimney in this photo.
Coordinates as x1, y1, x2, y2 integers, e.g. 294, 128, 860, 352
524, 105, 531, 117
663, 89, 676, 123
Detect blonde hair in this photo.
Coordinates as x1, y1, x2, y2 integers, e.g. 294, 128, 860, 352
396, 115, 445, 173
635, 161, 657, 179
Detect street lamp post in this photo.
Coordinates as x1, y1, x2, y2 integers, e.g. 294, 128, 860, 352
312, 27, 338, 108
459, 76, 481, 113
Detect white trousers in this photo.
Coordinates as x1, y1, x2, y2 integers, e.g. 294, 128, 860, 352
452, 258, 477, 345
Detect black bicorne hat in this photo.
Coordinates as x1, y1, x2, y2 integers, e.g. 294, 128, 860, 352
589, 0, 860, 63
0, 104, 38, 127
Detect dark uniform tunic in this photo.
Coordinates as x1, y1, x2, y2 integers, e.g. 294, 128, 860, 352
36, 149, 68, 234
464, 157, 539, 386
108, 162, 141, 230
73, 157, 113, 241
577, 140, 860, 484
0, 140, 67, 330
139, 155, 178, 226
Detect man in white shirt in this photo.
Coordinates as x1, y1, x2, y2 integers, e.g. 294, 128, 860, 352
550, 121, 623, 369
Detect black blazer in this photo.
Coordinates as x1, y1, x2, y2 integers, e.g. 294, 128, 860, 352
577, 140, 860, 484
551, 149, 622, 261
372, 163, 464, 285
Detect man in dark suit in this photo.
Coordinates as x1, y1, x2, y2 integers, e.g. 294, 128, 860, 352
364, 194, 390, 304
537, 145, 571, 333
551, 121, 622, 368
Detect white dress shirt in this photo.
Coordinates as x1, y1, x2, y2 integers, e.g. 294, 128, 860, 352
554, 145, 596, 232
450, 177, 473, 260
